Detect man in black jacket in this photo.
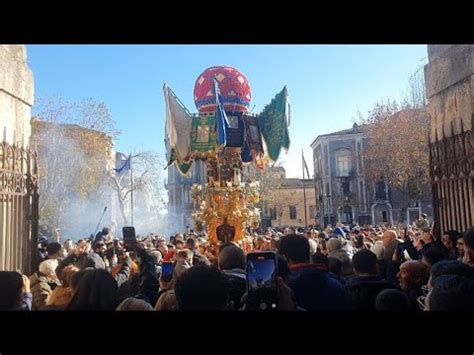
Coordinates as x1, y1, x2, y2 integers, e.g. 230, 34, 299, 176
345, 249, 395, 311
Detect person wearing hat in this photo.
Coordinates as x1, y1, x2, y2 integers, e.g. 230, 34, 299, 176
102, 227, 115, 245
46, 242, 65, 261
327, 238, 353, 277
333, 227, 346, 239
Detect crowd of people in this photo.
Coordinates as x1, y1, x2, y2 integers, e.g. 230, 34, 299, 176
1, 216, 474, 311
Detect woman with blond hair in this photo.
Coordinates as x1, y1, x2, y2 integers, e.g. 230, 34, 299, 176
155, 290, 177, 311
44, 265, 80, 310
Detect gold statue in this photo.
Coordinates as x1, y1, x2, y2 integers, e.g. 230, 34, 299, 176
216, 217, 236, 244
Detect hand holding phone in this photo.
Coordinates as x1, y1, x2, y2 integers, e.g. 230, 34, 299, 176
246, 251, 279, 311
122, 226, 137, 251
161, 261, 174, 282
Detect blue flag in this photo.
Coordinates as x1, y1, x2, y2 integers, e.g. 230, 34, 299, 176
214, 78, 229, 147
114, 154, 131, 174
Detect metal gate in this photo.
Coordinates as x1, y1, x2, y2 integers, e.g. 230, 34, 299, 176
430, 129, 473, 238
0, 136, 39, 274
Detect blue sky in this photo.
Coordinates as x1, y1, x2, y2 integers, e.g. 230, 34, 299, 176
27, 45, 427, 177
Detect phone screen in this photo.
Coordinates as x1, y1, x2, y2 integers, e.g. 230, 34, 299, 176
161, 262, 174, 281
122, 226, 136, 242
246, 252, 278, 310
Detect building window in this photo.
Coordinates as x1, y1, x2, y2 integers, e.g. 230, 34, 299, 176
337, 154, 350, 176
309, 205, 316, 219
341, 180, 350, 196
376, 180, 387, 200
289, 206, 297, 220
270, 207, 277, 220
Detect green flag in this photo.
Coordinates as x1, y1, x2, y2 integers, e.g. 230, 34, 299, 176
259, 86, 290, 161
190, 113, 217, 153
166, 148, 193, 176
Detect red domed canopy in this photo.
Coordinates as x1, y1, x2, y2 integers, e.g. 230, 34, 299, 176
193, 66, 251, 113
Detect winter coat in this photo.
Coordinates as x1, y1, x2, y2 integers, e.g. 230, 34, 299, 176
288, 263, 350, 311
29, 272, 54, 310
377, 259, 389, 280
344, 275, 396, 311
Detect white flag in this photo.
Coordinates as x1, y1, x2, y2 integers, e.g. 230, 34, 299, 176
164, 83, 192, 161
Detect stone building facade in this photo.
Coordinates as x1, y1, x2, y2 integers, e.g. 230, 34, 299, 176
260, 167, 316, 228
0, 45, 34, 146
165, 160, 206, 233
311, 123, 432, 227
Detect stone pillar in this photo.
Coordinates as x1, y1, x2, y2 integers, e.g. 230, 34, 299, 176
424, 45, 474, 236
0, 45, 34, 147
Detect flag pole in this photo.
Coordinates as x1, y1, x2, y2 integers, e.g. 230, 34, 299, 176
302, 149, 308, 229
314, 171, 318, 228
130, 154, 134, 226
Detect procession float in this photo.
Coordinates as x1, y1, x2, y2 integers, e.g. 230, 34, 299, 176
164, 66, 290, 246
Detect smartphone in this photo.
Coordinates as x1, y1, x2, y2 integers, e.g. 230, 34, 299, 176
122, 226, 136, 250
161, 261, 174, 282
246, 251, 278, 311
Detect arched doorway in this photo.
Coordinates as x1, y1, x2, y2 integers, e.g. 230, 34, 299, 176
339, 205, 354, 225
371, 202, 393, 226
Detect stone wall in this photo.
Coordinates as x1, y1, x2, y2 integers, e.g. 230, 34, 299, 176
0, 45, 34, 147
